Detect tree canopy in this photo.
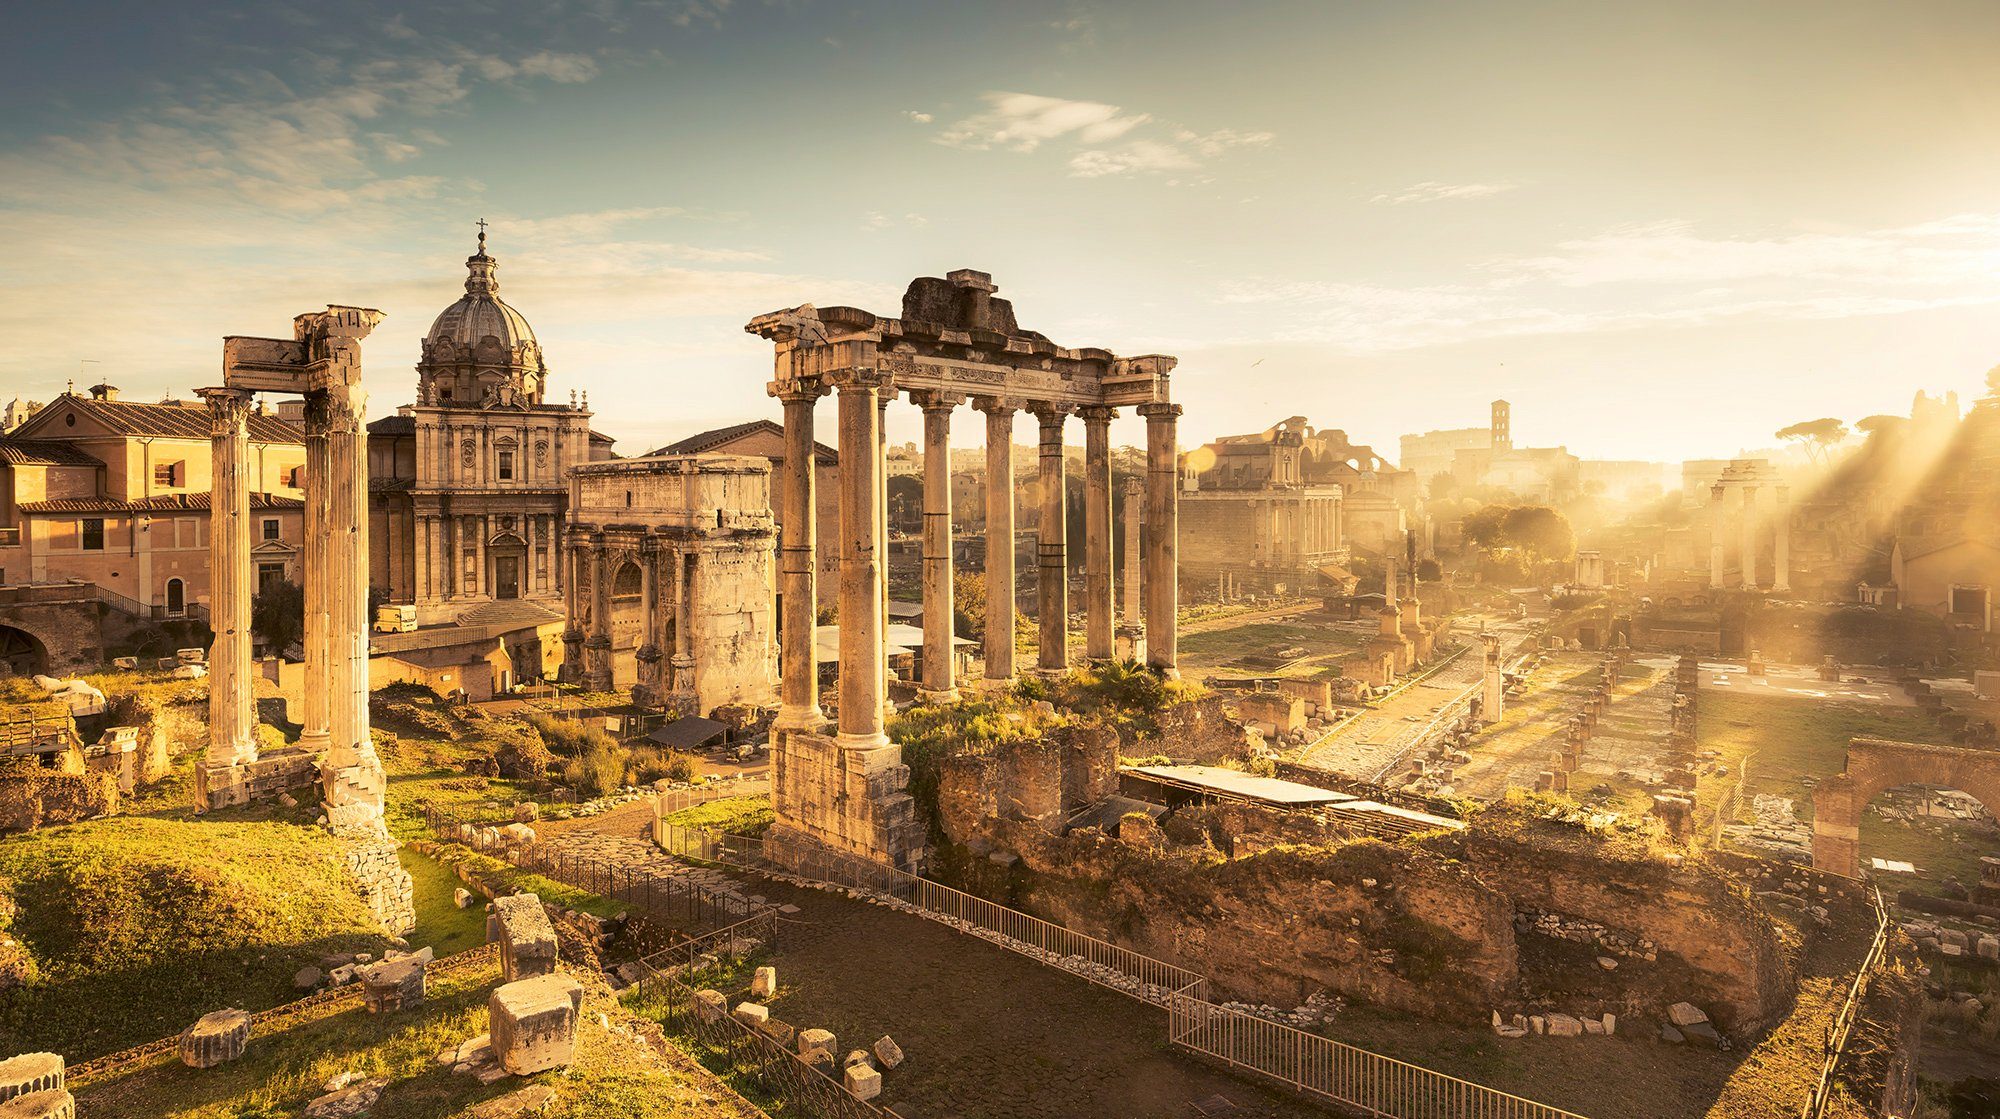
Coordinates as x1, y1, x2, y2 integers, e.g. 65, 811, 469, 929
1775, 417, 1849, 465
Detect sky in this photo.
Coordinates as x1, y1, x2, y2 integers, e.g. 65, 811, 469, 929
6, 0, 2000, 463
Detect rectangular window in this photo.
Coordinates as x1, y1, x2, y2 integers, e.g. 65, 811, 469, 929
498, 450, 515, 481
81, 518, 104, 551
153, 461, 180, 487
262, 518, 280, 541
257, 562, 284, 592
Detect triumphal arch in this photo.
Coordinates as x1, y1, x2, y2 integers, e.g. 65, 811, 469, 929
746, 269, 1181, 870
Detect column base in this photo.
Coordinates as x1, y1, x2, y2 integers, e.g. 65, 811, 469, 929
296, 730, 331, 755
916, 687, 961, 705
1115, 624, 1147, 664
768, 728, 927, 875
772, 704, 828, 734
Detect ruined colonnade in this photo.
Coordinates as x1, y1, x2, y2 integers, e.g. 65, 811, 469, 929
1707, 473, 1792, 593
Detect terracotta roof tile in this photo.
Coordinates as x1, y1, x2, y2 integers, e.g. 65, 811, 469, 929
17, 492, 303, 515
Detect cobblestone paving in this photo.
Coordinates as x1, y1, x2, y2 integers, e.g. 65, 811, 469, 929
543, 812, 1330, 1119
1452, 652, 1676, 801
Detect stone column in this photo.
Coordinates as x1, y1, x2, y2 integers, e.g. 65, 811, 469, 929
834, 374, 890, 752
1708, 485, 1726, 589
635, 536, 663, 703
198, 387, 257, 800
1139, 402, 1182, 678
1739, 485, 1759, 590
561, 528, 585, 679
773, 381, 826, 730
976, 399, 1017, 683
876, 392, 895, 719
298, 393, 331, 754
1773, 485, 1792, 593
1121, 477, 1144, 627
320, 372, 384, 833
1481, 631, 1504, 725
671, 551, 697, 705
1032, 404, 1073, 673
448, 516, 462, 599
585, 541, 613, 691
917, 393, 959, 701
1080, 406, 1115, 661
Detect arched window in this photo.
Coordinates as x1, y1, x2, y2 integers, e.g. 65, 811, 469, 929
165, 578, 185, 616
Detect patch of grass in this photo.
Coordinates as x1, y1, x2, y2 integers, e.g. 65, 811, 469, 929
1698, 691, 1934, 823
423, 843, 624, 920
660, 797, 774, 838
398, 847, 487, 958
0, 817, 392, 1060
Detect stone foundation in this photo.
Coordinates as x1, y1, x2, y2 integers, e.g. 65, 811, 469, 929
344, 839, 416, 936
770, 728, 926, 873
195, 746, 319, 812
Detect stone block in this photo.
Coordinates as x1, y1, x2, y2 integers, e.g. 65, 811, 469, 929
843, 1049, 873, 1070
1544, 1013, 1582, 1038
1666, 1002, 1709, 1027
0, 1054, 62, 1102
873, 1035, 904, 1069
301, 1077, 388, 1119
844, 1061, 882, 1101
488, 975, 584, 1076
359, 948, 432, 1013
693, 989, 728, 1022
733, 1002, 769, 1028
454, 888, 473, 909
760, 1019, 796, 1047
751, 966, 777, 998
798, 1028, 836, 1063
466, 1085, 557, 1119
179, 1008, 252, 1068
0, 1090, 73, 1119
488, 894, 558, 982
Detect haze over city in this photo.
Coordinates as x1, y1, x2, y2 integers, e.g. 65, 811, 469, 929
9, 1, 2000, 459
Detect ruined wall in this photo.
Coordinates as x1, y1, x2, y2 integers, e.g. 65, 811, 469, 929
936, 722, 1117, 846
0, 771, 118, 832
1148, 693, 1252, 763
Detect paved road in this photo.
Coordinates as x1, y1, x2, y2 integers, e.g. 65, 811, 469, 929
1178, 599, 1321, 636
1294, 614, 1536, 782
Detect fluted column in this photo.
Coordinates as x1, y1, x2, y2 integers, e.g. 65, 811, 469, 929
773, 381, 826, 730
198, 387, 257, 783
1080, 406, 1115, 660
976, 399, 1017, 683
298, 393, 331, 753
1140, 402, 1182, 678
917, 393, 960, 701
672, 551, 698, 703
834, 374, 890, 752
636, 536, 663, 702
562, 527, 585, 679
1032, 404, 1073, 673
586, 539, 614, 690
1739, 485, 1759, 589
1774, 485, 1792, 593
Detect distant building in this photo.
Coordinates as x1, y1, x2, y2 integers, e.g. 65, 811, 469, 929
1440, 400, 1579, 501
652, 419, 839, 587
1178, 417, 1350, 593
1399, 425, 1489, 482
1578, 460, 1671, 502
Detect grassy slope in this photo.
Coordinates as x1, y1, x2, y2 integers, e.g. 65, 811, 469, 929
0, 817, 392, 1059
399, 848, 487, 958
75, 960, 749, 1119
657, 797, 774, 837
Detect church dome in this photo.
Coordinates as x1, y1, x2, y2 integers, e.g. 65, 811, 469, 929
418, 226, 547, 406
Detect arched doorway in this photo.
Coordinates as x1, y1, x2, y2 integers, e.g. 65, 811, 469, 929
1814, 738, 2000, 878
487, 532, 527, 600
610, 560, 644, 688
0, 626, 48, 677
165, 578, 186, 616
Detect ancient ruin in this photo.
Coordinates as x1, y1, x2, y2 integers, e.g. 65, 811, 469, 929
746, 270, 1181, 869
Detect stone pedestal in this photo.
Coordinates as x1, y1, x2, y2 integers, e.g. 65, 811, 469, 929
359, 947, 432, 1013
769, 729, 925, 872
179, 1008, 252, 1068
488, 974, 583, 1076
489, 894, 559, 982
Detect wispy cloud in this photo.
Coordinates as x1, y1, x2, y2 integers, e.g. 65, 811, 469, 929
1370, 181, 1518, 204
924, 91, 1270, 179
901, 109, 934, 124
1218, 213, 2000, 352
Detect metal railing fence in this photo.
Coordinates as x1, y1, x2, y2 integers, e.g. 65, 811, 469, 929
1800, 886, 1893, 1119
659, 818, 1594, 1119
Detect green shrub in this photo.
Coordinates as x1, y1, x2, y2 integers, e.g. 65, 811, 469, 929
564, 740, 625, 799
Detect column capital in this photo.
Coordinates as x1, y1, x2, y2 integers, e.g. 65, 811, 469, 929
828, 365, 895, 394
1077, 405, 1117, 425
909, 390, 965, 414
1136, 401, 1183, 421
768, 376, 829, 404
972, 395, 1021, 416
195, 386, 256, 431
1028, 401, 1075, 426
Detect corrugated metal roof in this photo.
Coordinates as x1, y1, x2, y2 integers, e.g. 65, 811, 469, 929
1125, 764, 1354, 806
0, 439, 103, 468
17, 491, 304, 514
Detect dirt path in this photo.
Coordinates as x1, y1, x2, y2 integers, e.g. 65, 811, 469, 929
1179, 599, 1321, 636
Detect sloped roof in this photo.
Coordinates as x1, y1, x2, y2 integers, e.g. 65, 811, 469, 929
21, 394, 305, 444
0, 439, 103, 468
651, 419, 836, 465
18, 492, 303, 515
368, 415, 416, 435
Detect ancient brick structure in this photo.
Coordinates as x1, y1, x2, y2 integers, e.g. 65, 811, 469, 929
1813, 737, 2000, 877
